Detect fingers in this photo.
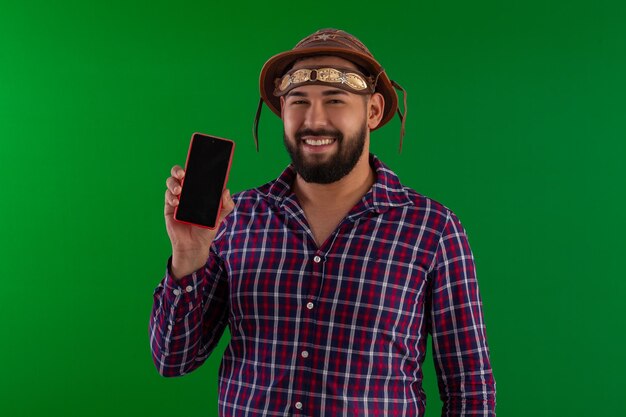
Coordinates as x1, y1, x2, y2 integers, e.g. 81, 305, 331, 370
164, 166, 185, 216
165, 188, 179, 206
166, 176, 182, 195
170, 165, 185, 180
164, 165, 235, 225
166, 165, 185, 199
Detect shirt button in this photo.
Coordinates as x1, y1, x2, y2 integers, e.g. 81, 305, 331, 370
306, 302, 314, 310
185, 285, 193, 293
295, 401, 303, 410
301, 350, 309, 358
172, 289, 181, 296
313, 255, 321, 263
167, 324, 172, 330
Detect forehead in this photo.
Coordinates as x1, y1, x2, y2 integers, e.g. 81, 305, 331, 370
285, 84, 352, 98
291, 55, 360, 71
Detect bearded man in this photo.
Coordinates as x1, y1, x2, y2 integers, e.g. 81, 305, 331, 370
151, 28, 496, 417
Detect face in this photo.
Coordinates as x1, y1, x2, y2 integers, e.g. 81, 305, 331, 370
280, 56, 383, 184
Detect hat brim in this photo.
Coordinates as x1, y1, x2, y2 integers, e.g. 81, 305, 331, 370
259, 47, 398, 130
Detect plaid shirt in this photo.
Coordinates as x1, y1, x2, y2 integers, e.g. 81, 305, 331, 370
150, 154, 496, 416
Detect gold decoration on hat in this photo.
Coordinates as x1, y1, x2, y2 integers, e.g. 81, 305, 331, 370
275, 67, 373, 95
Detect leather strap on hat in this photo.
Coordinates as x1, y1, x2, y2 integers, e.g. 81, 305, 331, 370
253, 97, 263, 151
273, 66, 376, 97
391, 80, 408, 153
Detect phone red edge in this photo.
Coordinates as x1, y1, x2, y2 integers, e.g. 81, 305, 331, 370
173, 132, 236, 230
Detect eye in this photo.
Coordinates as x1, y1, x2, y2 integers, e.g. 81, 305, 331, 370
327, 99, 344, 104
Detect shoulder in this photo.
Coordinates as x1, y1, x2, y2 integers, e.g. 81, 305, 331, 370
229, 163, 294, 209
211, 172, 293, 249
230, 177, 283, 210
372, 155, 467, 239
403, 186, 451, 218
401, 187, 459, 235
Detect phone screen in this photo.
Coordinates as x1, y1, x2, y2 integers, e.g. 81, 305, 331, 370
174, 133, 235, 229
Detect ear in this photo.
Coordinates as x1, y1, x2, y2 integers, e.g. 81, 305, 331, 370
367, 92, 384, 130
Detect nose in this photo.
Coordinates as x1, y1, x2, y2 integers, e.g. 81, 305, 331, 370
303, 100, 330, 130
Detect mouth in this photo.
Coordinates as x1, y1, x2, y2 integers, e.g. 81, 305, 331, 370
302, 137, 337, 146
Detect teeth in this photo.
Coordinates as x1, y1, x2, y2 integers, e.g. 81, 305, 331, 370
304, 138, 334, 146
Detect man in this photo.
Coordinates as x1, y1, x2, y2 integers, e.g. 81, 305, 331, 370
150, 28, 496, 416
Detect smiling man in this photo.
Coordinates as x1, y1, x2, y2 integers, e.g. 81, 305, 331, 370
281, 56, 377, 186
151, 28, 496, 416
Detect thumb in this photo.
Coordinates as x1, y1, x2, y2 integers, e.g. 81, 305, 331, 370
220, 189, 235, 219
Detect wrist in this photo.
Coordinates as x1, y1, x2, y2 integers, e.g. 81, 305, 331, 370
171, 250, 208, 280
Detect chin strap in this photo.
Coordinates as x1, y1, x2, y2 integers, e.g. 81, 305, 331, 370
253, 97, 263, 152
391, 80, 407, 153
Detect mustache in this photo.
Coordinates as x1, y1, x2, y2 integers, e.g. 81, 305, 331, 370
295, 128, 343, 141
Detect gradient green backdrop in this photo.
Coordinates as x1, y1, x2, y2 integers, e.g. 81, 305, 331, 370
2, 1, 625, 416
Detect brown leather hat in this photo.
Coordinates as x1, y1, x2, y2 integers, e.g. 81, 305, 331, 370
254, 28, 407, 151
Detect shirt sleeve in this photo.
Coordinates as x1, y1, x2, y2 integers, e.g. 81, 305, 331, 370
427, 210, 496, 416
149, 249, 229, 377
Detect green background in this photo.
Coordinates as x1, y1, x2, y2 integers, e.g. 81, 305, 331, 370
1, 0, 625, 416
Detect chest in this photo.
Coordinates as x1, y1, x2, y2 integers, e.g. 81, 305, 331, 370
304, 208, 348, 248
219, 210, 437, 338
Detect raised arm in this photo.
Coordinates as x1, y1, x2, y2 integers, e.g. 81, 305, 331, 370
149, 164, 234, 376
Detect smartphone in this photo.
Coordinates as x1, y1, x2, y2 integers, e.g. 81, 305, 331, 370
174, 132, 235, 229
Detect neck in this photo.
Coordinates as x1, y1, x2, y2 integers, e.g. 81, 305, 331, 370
293, 151, 375, 209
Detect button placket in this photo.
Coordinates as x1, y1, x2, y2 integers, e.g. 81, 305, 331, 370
307, 251, 324, 298
292, 251, 323, 415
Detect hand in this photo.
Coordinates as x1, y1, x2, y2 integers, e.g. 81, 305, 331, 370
164, 164, 235, 279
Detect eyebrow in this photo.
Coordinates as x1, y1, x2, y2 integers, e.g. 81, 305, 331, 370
286, 89, 350, 98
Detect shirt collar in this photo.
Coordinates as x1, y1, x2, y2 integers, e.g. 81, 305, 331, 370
264, 153, 413, 213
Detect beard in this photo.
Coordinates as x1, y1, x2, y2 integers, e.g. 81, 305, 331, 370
283, 124, 367, 184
